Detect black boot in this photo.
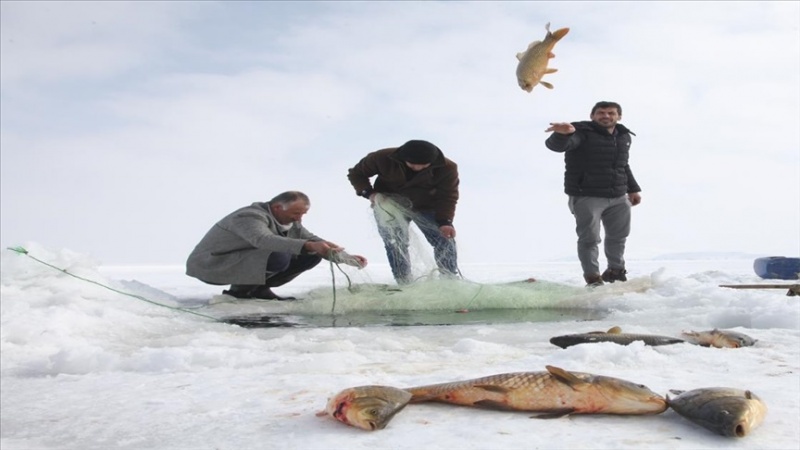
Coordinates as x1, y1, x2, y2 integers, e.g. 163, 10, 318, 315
250, 286, 296, 301
584, 273, 605, 287
222, 284, 259, 299
601, 268, 628, 283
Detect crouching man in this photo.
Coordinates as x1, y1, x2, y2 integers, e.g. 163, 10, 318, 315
186, 191, 368, 300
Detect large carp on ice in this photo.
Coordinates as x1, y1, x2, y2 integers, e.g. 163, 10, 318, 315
406, 365, 667, 417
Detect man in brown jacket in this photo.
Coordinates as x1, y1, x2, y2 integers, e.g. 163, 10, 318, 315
347, 140, 460, 284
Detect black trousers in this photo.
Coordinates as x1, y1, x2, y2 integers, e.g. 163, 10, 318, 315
263, 252, 322, 287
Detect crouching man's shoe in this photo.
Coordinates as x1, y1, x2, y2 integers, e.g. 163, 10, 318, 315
601, 268, 628, 283
223, 284, 258, 299
584, 273, 605, 287
250, 286, 296, 301
223, 285, 296, 300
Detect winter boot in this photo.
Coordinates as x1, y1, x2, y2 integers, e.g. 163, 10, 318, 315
601, 268, 628, 283
584, 273, 605, 287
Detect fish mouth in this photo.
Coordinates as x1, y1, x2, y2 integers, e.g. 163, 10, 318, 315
599, 381, 668, 414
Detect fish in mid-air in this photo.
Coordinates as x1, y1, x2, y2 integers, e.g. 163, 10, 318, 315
680, 329, 757, 348
317, 385, 412, 431
405, 365, 668, 417
516, 22, 570, 92
667, 388, 767, 437
549, 326, 686, 349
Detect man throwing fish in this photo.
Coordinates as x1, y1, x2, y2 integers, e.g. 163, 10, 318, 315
545, 101, 642, 287
347, 140, 460, 284
186, 191, 368, 300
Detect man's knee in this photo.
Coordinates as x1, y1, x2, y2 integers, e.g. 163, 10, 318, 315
266, 252, 292, 272
295, 254, 323, 271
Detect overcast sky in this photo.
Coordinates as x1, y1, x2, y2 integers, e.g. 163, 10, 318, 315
2, 1, 798, 266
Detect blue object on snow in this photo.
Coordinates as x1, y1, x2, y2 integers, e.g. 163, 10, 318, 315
753, 256, 800, 280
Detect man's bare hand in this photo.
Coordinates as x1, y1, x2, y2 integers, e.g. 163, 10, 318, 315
545, 122, 575, 134
304, 240, 343, 255
439, 225, 456, 239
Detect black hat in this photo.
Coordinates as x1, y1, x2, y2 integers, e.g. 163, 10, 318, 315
395, 140, 438, 164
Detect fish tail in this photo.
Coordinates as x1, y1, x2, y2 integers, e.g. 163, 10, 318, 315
550, 27, 570, 41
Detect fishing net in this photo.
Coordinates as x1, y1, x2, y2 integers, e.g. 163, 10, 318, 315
370, 193, 456, 282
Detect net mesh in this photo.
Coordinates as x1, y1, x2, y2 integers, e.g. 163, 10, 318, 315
370, 193, 454, 282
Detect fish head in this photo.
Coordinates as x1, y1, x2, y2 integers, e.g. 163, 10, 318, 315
593, 376, 668, 414
716, 330, 757, 348
324, 385, 412, 431
668, 388, 767, 437
708, 397, 767, 437
682, 330, 757, 348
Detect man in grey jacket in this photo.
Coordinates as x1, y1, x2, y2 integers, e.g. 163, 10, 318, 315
186, 191, 368, 300
545, 101, 642, 287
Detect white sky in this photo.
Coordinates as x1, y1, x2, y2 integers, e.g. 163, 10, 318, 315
2, 1, 799, 265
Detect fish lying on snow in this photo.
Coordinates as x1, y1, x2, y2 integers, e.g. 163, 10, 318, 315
549, 326, 685, 349
317, 385, 412, 431
516, 22, 570, 92
667, 388, 767, 437
550, 326, 757, 349
405, 365, 668, 418
680, 329, 757, 348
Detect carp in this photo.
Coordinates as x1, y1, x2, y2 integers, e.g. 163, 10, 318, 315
667, 388, 767, 437
549, 326, 685, 349
515, 22, 570, 92
318, 385, 412, 431
406, 365, 667, 417
680, 329, 757, 348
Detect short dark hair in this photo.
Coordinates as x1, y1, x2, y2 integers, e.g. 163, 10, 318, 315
591, 101, 622, 116
270, 191, 310, 207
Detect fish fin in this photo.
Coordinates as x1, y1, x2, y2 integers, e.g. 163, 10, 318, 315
745, 390, 753, 399
545, 365, 586, 389
607, 326, 623, 334
544, 22, 551, 33
545, 68, 558, 74
530, 408, 574, 419
473, 384, 511, 394
516, 52, 525, 60
539, 81, 554, 89
473, 400, 517, 411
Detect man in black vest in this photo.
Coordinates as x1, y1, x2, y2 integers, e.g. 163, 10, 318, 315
545, 101, 642, 287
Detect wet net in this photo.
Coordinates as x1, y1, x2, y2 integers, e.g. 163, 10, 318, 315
370, 193, 458, 282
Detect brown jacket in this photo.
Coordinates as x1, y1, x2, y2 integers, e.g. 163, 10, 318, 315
347, 147, 459, 225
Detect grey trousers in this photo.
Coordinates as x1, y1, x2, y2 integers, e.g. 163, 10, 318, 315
568, 195, 631, 276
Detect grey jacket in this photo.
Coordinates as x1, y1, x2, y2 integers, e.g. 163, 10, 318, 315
186, 202, 321, 285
